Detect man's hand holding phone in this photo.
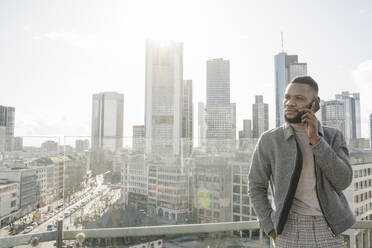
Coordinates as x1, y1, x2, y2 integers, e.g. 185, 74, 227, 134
300, 100, 321, 145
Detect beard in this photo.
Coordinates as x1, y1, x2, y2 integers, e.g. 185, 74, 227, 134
284, 111, 303, 124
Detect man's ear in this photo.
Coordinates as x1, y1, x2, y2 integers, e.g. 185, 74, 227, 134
316, 96, 320, 103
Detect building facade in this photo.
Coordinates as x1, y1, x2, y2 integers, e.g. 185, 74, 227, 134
0, 169, 37, 215
198, 102, 207, 150
91, 92, 124, 152
122, 154, 148, 210
147, 162, 189, 221
321, 100, 345, 136
182, 80, 193, 156
321, 92, 361, 144
352, 162, 372, 247
132, 125, 145, 154
206, 58, 235, 152
192, 155, 232, 224
145, 40, 183, 157
252, 95, 269, 138
274, 52, 307, 127
0, 181, 19, 227
0, 105, 15, 152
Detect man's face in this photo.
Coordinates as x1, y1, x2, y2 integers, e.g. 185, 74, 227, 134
283, 83, 318, 123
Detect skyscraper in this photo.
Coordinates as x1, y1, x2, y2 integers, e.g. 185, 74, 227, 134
207, 58, 230, 106
242, 119, 252, 138
335, 91, 360, 142
198, 102, 207, 149
206, 58, 235, 152
145, 40, 183, 157
321, 92, 361, 144
239, 119, 253, 150
132, 125, 145, 154
274, 52, 307, 127
321, 100, 345, 136
252, 95, 269, 138
182, 80, 193, 156
0, 105, 15, 151
352, 93, 361, 139
91, 92, 124, 152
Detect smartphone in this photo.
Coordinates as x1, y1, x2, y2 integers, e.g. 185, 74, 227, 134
298, 98, 320, 121
307, 98, 320, 113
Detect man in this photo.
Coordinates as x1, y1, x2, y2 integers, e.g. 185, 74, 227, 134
248, 76, 355, 247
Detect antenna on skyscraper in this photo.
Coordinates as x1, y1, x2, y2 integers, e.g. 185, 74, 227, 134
281, 31, 284, 52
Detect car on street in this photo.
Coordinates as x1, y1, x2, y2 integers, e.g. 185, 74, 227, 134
46, 225, 53, 231
23, 226, 33, 234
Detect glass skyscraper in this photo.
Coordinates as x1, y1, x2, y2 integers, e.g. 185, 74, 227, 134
91, 92, 124, 152
0, 105, 15, 152
274, 52, 307, 127
206, 58, 236, 152
252, 95, 269, 138
145, 40, 183, 157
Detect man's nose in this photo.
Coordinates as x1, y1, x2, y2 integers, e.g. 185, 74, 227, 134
284, 98, 296, 107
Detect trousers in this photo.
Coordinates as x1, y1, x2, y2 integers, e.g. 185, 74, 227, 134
273, 212, 345, 248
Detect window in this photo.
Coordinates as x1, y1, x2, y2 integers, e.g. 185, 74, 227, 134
233, 175, 240, 184
10, 200, 16, 208
233, 185, 240, 194
233, 195, 240, 204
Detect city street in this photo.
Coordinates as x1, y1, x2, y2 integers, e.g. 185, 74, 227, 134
12, 174, 121, 247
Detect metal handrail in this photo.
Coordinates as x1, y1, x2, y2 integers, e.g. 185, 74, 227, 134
1, 220, 372, 248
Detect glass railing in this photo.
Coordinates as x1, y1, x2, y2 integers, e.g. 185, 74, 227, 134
0, 136, 372, 247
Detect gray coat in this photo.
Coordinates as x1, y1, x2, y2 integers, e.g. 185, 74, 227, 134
248, 122, 355, 236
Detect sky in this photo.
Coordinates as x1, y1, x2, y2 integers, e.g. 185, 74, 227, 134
0, 0, 372, 146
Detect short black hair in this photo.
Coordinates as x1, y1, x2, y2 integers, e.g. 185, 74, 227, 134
289, 76, 319, 94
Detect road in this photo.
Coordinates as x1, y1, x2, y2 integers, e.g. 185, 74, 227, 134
13, 174, 122, 247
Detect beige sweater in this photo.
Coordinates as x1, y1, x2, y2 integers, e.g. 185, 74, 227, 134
290, 123, 323, 216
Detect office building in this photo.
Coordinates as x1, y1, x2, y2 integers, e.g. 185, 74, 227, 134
206, 58, 235, 152
91, 92, 124, 152
145, 40, 183, 157
182, 80, 193, 156
0, 168, 37, 215
0, 181, 19, 227
0, 105, 15, 151
133, 125, 145, 154
321, 92, 361, 143
198, 102, 207, 149
274, 53, 307, 127
252, 95, 269, 138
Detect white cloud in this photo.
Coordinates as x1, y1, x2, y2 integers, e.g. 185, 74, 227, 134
352, 60, 372, 138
